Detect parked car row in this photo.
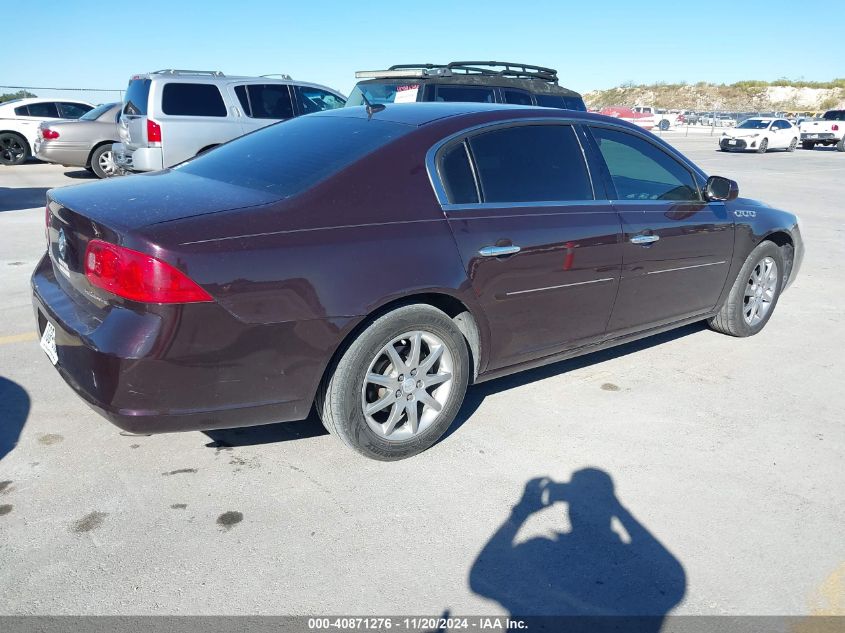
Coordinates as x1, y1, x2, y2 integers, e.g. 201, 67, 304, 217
4, 61, 589, 178
717, 111, 845, 153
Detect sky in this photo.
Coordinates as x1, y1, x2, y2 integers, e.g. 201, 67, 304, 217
2, 0, 844, 103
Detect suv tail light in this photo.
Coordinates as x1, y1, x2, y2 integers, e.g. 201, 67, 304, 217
146, 119, 162, 144
833, 124, 840, 131
84, 239, 212, 304
42, 128, 60, 140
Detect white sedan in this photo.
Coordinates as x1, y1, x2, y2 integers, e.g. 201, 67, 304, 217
719, 117, 799, 153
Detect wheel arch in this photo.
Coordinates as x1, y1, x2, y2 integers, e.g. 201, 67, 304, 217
761, 230, 795, 283
0, 130, 32, 153
85, 140, 118, 167
313, 291, 484, 409
196, 144, 219, 156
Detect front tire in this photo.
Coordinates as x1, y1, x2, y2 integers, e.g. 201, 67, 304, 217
708, 241, 785, 337
318, 304, 470, 461
0, 132, 29, 166
90, 144, 118, 179
756, 138, 769, 154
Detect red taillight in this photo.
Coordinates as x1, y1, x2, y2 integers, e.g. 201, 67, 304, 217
832, 124, 840, 131
42, 128, 60, 139
146, 119, 162, 144
84, 239, 212, 304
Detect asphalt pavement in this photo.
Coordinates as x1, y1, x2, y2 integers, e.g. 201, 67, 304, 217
0, 138, 843, 619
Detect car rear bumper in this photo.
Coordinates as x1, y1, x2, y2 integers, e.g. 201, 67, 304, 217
30, 253, 328, 434
34, 140, 89, 168
800, 132, 836, 141
112, 143, 164, 172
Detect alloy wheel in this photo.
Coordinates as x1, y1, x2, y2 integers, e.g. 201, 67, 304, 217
361, 331, 454, 441
743, 256, 778, 326
98, 150, 117, 176
0, 134, 26, 165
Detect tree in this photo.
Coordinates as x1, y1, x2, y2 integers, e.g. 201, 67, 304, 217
0, 90, 37, 103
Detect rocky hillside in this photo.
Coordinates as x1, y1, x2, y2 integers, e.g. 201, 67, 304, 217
584, 80, 845, 111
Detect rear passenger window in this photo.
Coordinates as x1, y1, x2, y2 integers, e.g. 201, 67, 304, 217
14, 105, 29, 116
468, 125, 593, 203
296, 86, 345, 115
503, 90, 532, 106
589, 126, 699, 201
58, 103, 92, 119
438, 142, 478, 204
435, 86, 495, 103
161, 83, 227, 117
234, 84, 293, 119
25, 102, 60, 118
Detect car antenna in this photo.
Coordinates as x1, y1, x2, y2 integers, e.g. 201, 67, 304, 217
359, 91, 386, 118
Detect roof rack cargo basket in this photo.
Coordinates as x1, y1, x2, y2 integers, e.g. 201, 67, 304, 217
355, 61, 558, 83
151, 69, 225, 77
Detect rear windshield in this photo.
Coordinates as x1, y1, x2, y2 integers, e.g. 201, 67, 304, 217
822, 110, 845, 121
347, 81, 421, 106
174, 115, 410, 197
124, 79, 151, 115
80, 103, 117, 121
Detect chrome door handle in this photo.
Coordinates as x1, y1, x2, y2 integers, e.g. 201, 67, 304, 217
630, 234, 660, 245
479, 245, 521, 257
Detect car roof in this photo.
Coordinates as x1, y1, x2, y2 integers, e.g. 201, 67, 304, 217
130, 72, 345, 96
0, 97, 93, 109
310, 101, 631, 128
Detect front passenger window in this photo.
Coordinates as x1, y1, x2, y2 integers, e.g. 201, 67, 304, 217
589, 126, 700, 201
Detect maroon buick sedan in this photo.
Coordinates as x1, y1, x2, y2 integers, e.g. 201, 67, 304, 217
33, 103, 803, 460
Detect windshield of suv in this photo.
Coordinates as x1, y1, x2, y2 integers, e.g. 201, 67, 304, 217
80, 103, 117, 121
123, 79, 151, 115
822, 110, 845, 121
346, 82, 420, 106
736, 119, 770, 129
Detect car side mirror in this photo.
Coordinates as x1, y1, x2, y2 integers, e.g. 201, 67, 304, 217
705, 176, 739, 202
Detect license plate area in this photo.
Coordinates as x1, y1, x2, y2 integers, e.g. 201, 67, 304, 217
40, 320, 58, 365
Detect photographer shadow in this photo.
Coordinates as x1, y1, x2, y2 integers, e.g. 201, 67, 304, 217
469, 469, 686, 632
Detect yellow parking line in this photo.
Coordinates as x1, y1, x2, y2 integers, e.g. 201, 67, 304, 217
0, 332, 37, 345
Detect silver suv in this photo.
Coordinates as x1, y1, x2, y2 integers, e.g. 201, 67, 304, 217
113, 69, 346, 172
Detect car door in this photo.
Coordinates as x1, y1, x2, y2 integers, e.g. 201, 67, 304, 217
584, 124, 734, 336
432, 122, 622, 370
230, 83, 295, 135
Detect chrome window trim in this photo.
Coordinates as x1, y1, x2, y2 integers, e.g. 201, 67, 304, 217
426, 117, 598, 208
441, 199, 614, 212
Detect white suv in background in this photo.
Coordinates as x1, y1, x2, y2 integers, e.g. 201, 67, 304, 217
0, 98, 94, 165
113, 69, 346, 172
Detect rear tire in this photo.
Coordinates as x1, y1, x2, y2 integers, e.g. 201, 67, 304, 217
708, 241, 785, 337
787, 137, 797, 152
802, 141, 815, 150
658, 119, 670, 131
837, 137, 845, 152
0, 132, 29, 166
317, 304, 469, 461
90, 144, 118, 179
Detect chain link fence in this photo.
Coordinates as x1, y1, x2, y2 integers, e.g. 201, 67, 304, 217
0, 86, 124, 107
